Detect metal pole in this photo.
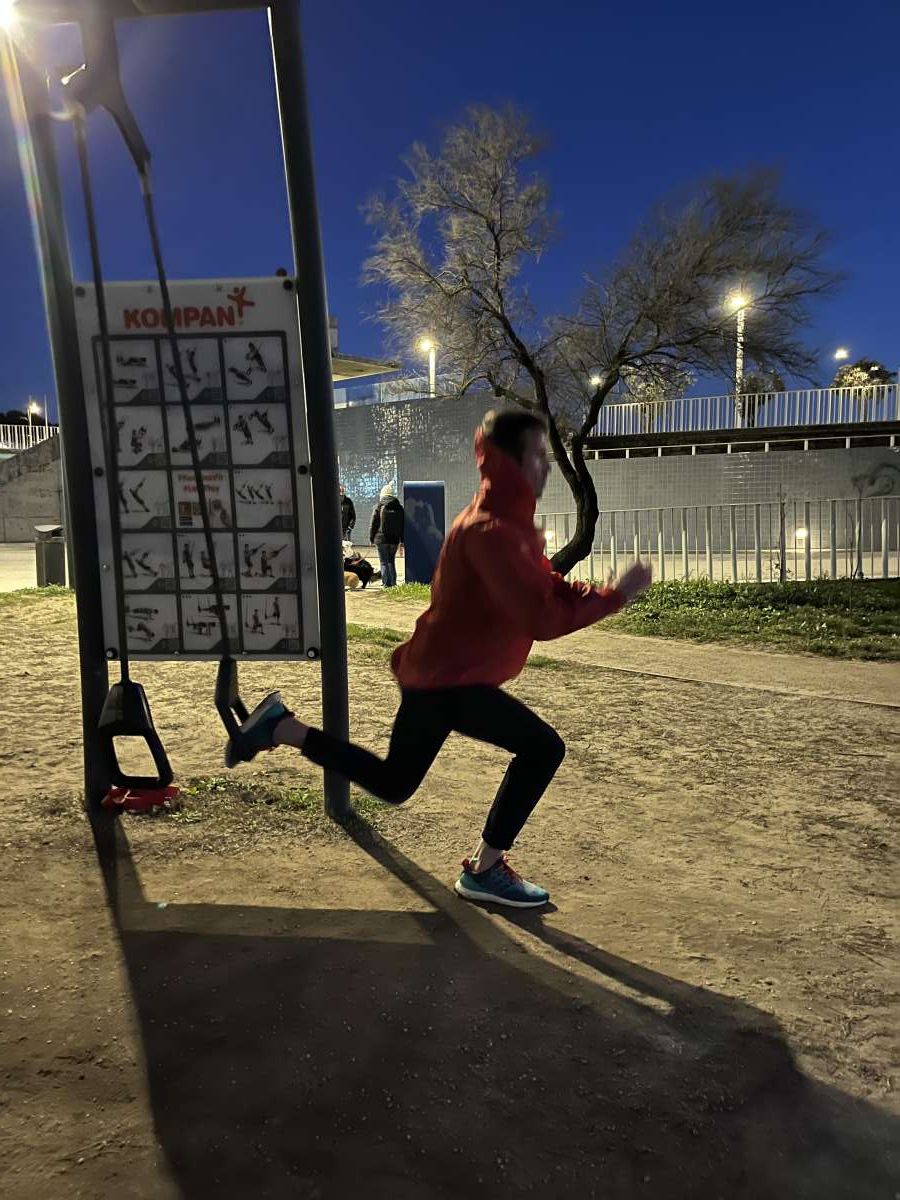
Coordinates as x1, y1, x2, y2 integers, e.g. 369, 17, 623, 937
4, 41, 110, 807
881, 500, 889, 580
656, 508, 664, 581
778, 497, 787, 583
803, 500, 812, 581
829, 501, 837, 579
753, 504, 762, 583
734, 306, 745, 428
428, 345, 436, 398
269, 0, 350, 821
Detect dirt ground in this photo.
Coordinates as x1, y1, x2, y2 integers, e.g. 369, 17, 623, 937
1, 593, 898, 1199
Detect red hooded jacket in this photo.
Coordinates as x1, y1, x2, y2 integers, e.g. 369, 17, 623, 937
391, 429, 625, 689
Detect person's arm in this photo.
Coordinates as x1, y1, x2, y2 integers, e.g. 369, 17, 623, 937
369, 505, 380, 543
397, 504, 405, 544
465, 524, 646, 641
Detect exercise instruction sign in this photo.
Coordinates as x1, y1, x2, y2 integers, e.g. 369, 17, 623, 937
74, 277, 320, 660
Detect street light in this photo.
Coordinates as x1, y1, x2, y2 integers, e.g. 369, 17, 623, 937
833, 347, 849, 362
416, 336, 437, 398
0, 0, 20, 30
726, 291, 750, 426
589, 374, 603, 389
27, 398, 40, 443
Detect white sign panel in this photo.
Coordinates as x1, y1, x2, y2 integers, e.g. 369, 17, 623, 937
74, 277, 319, 660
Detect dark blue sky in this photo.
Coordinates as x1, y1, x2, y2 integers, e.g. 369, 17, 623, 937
1, 0, 897, 421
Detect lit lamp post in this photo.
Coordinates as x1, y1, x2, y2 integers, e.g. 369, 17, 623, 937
0, 1, 20, 30
417, 336, 437, 398
833, 347, 849, 363
28, 398, 40, 443
726, 291, 750, 427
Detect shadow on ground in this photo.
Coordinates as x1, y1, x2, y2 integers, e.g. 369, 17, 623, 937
92, 815, 898, 1199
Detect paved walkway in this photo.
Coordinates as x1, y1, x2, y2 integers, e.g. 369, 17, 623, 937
0, 543, 38, 592
346, 590, 900, 709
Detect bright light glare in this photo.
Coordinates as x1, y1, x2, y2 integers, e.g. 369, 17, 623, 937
416, 336, 435, 354
589, 374, 603, 388
727, 291, 750, 313
795, 527, 809, 540
833, 347, 849, 361
0, 0, 19, 31
28, 400, 41, 415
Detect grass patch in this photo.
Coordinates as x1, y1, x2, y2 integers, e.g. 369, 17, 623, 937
0, 585, 71, 610
527, 654, 568, 670
168, 773, 384, 829
346, 622, 406, 648
365, 583, 431, 603
604, 579, 900, 660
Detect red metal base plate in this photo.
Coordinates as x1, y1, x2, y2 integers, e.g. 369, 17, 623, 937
101, 785, 181, 814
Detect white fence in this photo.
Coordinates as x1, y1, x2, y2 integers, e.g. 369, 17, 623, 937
593, 384, 899, 438
0, 424, 57, 453
540, 496, 900, 584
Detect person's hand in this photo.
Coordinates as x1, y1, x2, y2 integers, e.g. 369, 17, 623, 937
616, 560, 652, 604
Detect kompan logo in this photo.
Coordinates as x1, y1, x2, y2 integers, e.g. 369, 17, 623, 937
122, 285, 256, 331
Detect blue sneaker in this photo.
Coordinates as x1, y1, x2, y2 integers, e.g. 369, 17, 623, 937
224, 691, 292, 768
454, 856, 549, 908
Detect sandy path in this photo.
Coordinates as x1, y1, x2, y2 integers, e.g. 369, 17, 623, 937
1, 594, 897, 1198
347, 590, 900, 708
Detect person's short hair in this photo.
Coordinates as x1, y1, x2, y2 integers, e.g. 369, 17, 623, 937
482, 408, 548, 464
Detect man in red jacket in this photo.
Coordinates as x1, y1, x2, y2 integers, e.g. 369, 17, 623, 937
226, 409, 651, 907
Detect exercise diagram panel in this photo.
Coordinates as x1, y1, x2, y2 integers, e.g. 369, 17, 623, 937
74, 278, 320, 661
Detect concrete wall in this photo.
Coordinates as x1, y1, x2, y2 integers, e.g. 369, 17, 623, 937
0, 436, 62, 542
539, 445, 900, 515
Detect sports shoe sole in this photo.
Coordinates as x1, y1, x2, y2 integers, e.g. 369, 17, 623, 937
454, 878, 549, 908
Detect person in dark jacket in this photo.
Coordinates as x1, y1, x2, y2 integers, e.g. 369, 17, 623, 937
224, 410, 652, 909
339, 485, 356, 541
369, 483, 404, 588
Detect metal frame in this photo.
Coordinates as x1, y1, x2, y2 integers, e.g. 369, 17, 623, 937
5, 0, 350, 819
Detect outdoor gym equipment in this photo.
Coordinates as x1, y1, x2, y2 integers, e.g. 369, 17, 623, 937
3, 0, 351, 817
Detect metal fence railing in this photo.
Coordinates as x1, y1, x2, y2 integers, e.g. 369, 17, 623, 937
540, 496, 900, 584
0, 423, 58, 453
592, 384, 899, 438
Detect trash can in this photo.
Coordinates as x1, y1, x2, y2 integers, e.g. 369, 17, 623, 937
34, 524, 66, 587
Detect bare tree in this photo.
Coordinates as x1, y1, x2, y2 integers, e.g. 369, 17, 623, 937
831, 358, 892, 389
617, 366, 696, 434
831, 359, 893, 422
364, 106, 838, 574
740, 368, 786, 428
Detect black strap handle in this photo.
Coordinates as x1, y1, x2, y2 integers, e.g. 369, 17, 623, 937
98, 680, 173, 790
215, 657, 250, 743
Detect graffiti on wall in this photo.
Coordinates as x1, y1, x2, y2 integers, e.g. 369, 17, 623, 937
852, 456, 900, 497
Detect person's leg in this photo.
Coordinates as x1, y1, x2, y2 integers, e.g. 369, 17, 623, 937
274, 691, 451, 805
377, 544, 393, 587
385, 545, 398, 587
449, 687, 565, 859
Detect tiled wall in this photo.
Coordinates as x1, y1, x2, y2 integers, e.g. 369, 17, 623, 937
335, 395, 488, 530
335, 395, 900, 530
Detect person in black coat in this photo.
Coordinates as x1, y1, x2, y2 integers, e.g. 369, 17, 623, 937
339, 484, 356, 541
369, 483, 404, 587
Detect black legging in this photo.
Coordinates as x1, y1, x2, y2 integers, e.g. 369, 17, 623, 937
302, 685, 565, 850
